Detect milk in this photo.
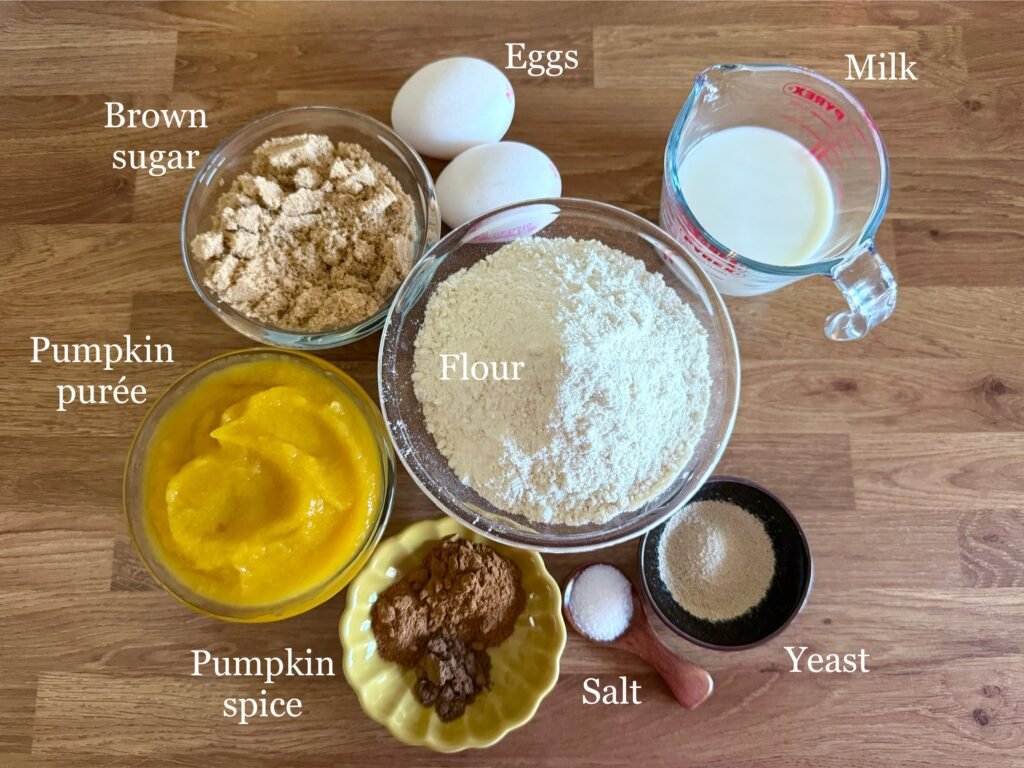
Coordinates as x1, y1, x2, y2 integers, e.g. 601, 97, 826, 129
678, 125, 835, 266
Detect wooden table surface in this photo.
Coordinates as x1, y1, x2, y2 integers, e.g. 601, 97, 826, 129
2, 2, 1023, 766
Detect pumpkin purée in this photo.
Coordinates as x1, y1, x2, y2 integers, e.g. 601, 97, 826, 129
143, 357, 382, 607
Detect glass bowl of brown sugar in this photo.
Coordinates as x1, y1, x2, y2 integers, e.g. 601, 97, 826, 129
181, 106, 441, 349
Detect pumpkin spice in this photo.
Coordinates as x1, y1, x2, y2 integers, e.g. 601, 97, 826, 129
370, 535, 525, 720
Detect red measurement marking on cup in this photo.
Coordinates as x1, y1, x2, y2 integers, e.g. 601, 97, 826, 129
703, 250, 741, 275
678, 216, 741, 275
782, 82, 846, 122
781, 113, 824, 146
809, 110, 834, 132
661, 185, 743, 276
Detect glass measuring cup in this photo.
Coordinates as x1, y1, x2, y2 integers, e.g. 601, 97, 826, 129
661, 64, 896, 341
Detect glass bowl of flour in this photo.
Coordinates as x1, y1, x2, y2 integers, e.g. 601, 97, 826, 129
379, 198, 739, 552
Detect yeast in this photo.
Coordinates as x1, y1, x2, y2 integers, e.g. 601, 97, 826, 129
785, 646, 870, 673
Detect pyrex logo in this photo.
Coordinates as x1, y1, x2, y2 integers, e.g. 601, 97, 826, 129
783, 83, 845, 122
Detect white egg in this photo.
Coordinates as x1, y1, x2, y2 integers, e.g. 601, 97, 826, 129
436, 142, 562, 229
391, 57, 515, 160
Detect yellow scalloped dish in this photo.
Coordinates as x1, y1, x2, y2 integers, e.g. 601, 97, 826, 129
340, 517, 566, 752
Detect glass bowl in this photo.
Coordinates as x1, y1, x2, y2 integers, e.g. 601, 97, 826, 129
181, 106, 441, 349
378, 198, 740, 552
124, 348, 395, 621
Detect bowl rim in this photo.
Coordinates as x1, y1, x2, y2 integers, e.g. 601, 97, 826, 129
339, 516, 566, 752
122, 347, 396, 622
180, 105, 440, 349
377, 196, 741, 553
637, 475, 814, 651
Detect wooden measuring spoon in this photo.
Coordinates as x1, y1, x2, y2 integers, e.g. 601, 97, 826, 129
563, 563, 714, 710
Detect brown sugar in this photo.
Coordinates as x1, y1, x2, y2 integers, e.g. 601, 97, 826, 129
191, 133, 415, 332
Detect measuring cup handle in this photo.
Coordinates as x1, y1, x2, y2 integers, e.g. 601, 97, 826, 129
825, 241, 897, 341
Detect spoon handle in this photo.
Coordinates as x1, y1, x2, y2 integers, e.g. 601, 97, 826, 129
640, 635, 714, 709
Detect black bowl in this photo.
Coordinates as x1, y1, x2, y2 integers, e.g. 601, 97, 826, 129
638, 476, 812, 650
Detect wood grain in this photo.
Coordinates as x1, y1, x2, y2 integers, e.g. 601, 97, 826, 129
1, 2, 1023, 766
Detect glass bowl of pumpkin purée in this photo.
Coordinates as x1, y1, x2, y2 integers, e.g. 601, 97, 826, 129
124, 349, 394, 621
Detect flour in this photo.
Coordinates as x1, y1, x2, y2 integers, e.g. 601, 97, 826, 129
412, 237, 711, 526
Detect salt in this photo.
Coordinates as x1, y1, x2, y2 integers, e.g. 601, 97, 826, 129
568, 564, 633, 642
